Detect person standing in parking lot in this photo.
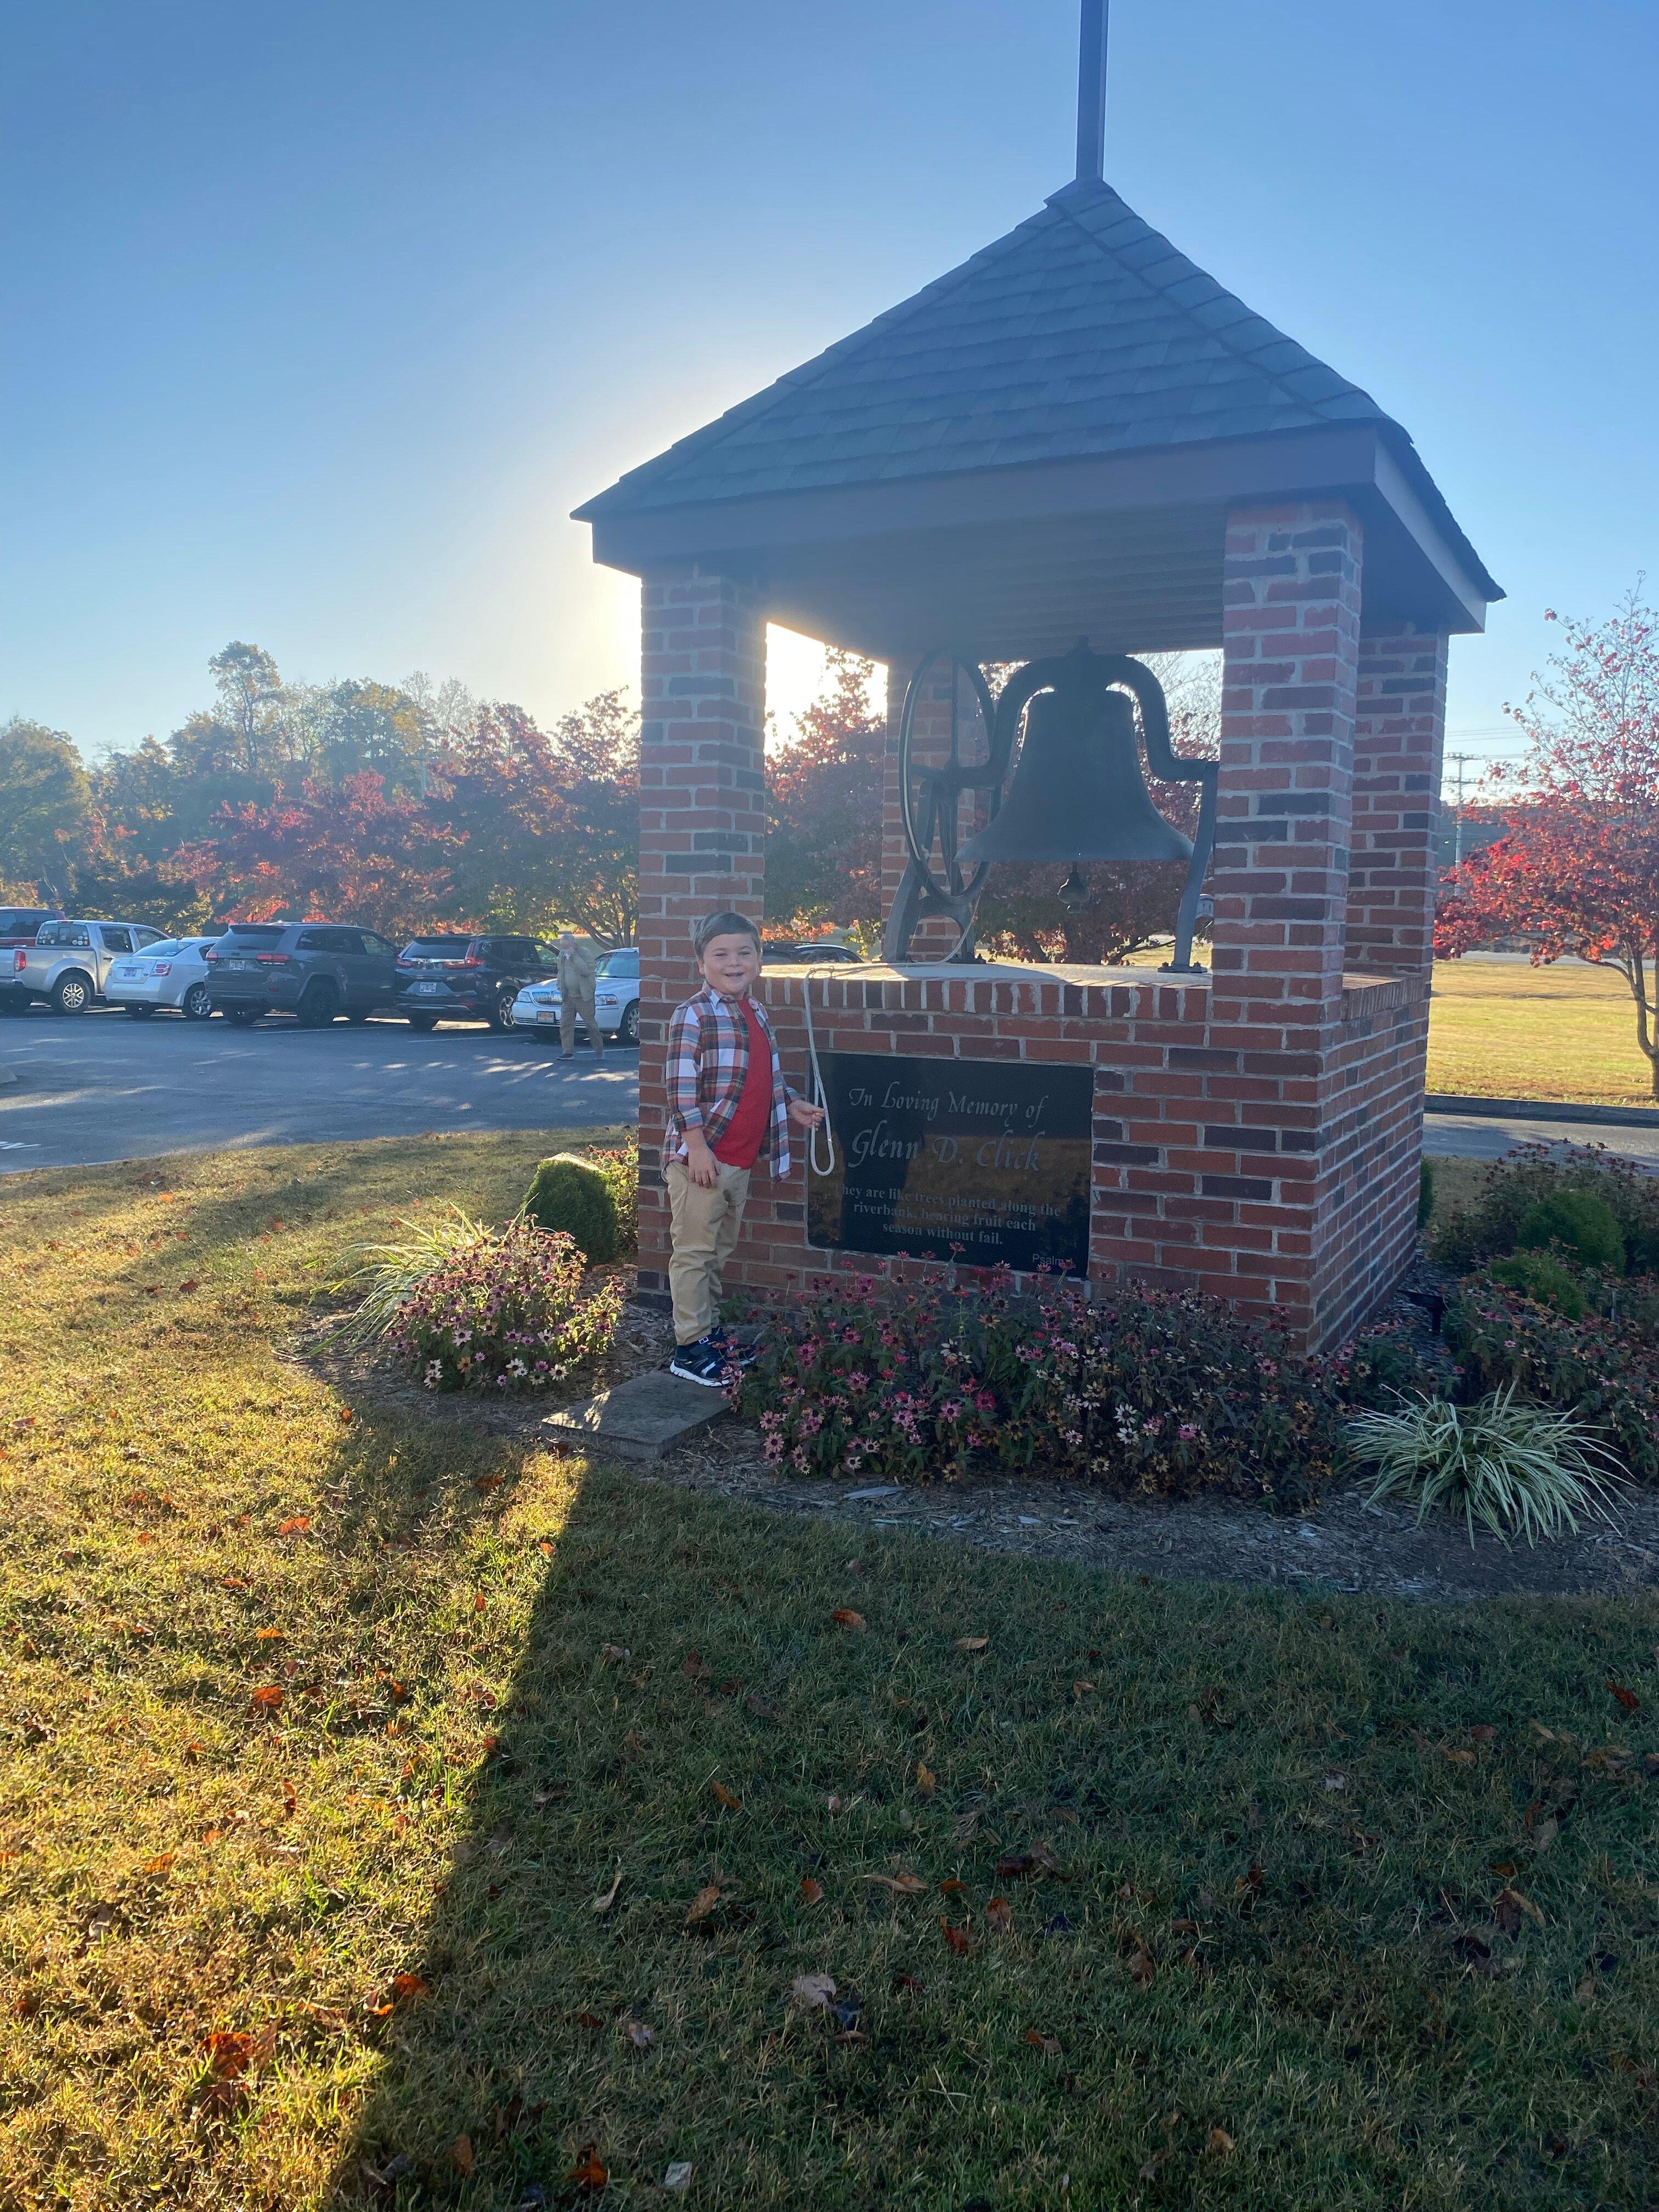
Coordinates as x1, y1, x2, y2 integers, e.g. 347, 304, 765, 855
557, 932, 603, 1061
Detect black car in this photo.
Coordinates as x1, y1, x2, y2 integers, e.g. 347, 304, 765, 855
761, 940, 863, 964
203, 922, 400, 1027
394, 934, 554, 1032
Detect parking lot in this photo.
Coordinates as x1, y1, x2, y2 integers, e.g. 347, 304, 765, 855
0, 1008, 638, 1174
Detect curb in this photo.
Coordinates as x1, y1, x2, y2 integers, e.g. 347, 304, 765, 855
1426, 1093, 1659, 1131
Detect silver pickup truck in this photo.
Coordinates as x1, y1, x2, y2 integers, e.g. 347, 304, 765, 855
5, 918, 168, 1015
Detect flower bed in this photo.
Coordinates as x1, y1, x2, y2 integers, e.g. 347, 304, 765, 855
738, 1270, 1426, 1506
386, 1218, 625, 1392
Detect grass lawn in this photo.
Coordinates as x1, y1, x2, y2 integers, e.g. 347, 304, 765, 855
4, 1134, 1659, 2210
1427, 959, 1656, 1108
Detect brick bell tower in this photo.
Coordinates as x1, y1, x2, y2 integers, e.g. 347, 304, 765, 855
574, 1, 1499, 1351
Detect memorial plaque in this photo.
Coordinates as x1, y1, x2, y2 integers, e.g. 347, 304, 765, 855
808, 1051, 1092, 1276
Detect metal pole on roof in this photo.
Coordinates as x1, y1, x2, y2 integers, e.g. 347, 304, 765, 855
1076, 0, 1109, 183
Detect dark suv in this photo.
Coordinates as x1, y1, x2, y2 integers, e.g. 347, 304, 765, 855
394, 934, 553, 1032
203, 922, 400, 1027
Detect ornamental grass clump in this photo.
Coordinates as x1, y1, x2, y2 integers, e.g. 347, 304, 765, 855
738, 1269, 1427, 1505
1444, 1281, 1659, 1483
325, 1205, 495, 1351
1347, 1385, 1628, 1546
386, 1217, 624, 1392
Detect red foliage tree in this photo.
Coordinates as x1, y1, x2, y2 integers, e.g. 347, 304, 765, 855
765, 650, 886, 935
174, 771, 460, 938
1435, 595, 1659, 1099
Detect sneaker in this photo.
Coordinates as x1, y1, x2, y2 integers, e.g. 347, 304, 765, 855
668, 1339, 727, 1388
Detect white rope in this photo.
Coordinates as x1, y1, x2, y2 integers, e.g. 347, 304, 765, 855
800, 966, 838, 1178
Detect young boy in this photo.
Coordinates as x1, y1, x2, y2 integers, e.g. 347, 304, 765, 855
663, 911, 825, 1386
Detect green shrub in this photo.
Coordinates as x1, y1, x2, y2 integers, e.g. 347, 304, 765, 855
522, 1153, 619, 1263
1417, 1158, 1436, 1233
585, 1138, 639, 1255
1347, 1384, 1627, 1546
1445, 1284, 1659, 1483
1483, 1249, 1587, 1318
1516, 1189, 1624, 1273
1432, 1144, 1658, 1276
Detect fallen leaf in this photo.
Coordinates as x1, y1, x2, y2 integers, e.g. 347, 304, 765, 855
996, 1844, 1060, 1880
142, 1853, 176, 1876
389, 1973, 428, 2005
1608, 1677, 1641, 1714
337, 1408, 353, 1426
276, 1517, 311, 1538
473, 1593, 486, 1613
250, 1685, 284, 1715
452, 2136, 474, 2176
1323, 1771, 1346, 1791
1442, 1747, 1476, 1767
664, 2161, 694, 2193
624, 2018, 655, 2049
863, 1871, 927, 1896
1494, 1885, 1545, 1934
567, 2142, 607, 2192
1023, 2027, 1061, 2055
915, 1760, 937, 1798
831, 1609, 867, 1630
825, 1795, 844, 1814
1468, 1724, 1498, 1743
1125, 1939, 1155, 1986
1073, 1680, 1096, 1697
1207, 2127, 1235, 2154
220, 1576, 249, 1592
591, 1864, 623, 1915
710, 1781, 742, 1812
681, 1650, 711, 1680
1139, 2151, 1169, 2181
955, 1635, 989, 1653
255, 1626, 284, 1641
940, 1919, 970, 1955
940, 1876, 967, 1896
202, 2028, 274, 2080
799, 1877, 824, 1905
987, 1895, 1013, 1931
600, 1644, 631, 1664
792, 1972, 837, 2009
1533, 1815, 1560, 1854
179, 1279, 198, 1294
475, 1474, 505, 1493
684, 1884, 723, 1925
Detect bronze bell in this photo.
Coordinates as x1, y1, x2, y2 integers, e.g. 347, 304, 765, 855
957, 657, 1193, 870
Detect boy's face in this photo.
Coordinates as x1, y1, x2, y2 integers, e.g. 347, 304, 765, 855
699, 930, 760, 998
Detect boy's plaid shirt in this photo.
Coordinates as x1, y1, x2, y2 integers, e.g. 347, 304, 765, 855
663, 987, 795, 1177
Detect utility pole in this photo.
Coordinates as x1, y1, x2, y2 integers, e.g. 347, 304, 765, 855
1444, 751, 1479, 865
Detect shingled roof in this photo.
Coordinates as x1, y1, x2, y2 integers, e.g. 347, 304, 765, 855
578, 176, 1480, 554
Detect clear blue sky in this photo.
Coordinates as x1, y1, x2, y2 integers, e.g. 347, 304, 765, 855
4, 0, 1655, 777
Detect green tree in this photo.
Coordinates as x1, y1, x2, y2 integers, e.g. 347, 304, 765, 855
0, 717, 92, 904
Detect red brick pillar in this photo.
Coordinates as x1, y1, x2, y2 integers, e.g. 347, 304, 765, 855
881, 657, 972, 961
1205, 501, 1363, 1341
635, 567, 766, 1300
1347, 631, 1449, 974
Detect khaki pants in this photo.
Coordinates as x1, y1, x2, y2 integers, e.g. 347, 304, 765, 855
665, 1156, 751, 1344
560, 986, 603, 1057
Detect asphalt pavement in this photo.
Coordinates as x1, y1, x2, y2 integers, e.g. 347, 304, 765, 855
0, 1006, 637, 1174
2, 1003, 1653, 1177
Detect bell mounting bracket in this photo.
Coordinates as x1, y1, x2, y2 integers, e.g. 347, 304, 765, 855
881, 643, 1219, 970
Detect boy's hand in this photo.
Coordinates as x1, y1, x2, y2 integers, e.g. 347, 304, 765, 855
682, 1130, 719, 1188
787, 1099, 827, 1131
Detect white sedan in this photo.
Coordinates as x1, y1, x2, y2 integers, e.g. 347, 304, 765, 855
511, 946, 640, 1047
104, 936, 217, 1022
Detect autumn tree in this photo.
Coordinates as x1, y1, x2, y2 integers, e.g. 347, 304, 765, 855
766, 649, 885, 934
0, 717, 92, 905
1436, 593, 1659, 1099
441, 692, 638, 943
173, 772, 459, 938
